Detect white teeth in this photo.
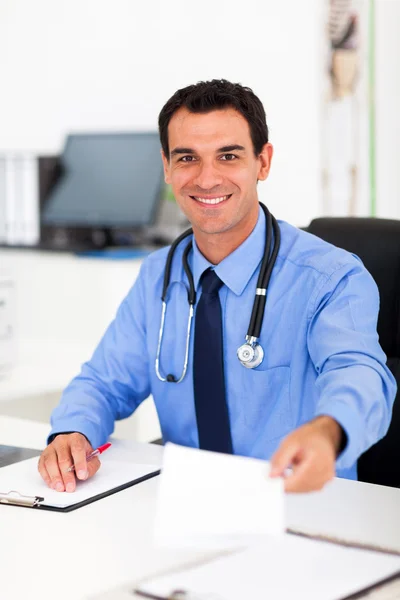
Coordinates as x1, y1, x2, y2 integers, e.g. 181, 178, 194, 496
193, 195, 229, 204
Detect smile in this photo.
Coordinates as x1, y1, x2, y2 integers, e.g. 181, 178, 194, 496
190, 194, 231, 205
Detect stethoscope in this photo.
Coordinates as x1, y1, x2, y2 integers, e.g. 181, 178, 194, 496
155, 203, 281, 383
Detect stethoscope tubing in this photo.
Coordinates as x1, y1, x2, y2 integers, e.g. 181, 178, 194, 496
156, 203, 280, 381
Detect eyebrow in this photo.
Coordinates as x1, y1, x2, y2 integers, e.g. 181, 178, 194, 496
170, 144, 246, 157
170, 147, 195, 156
217, 145, 246, 153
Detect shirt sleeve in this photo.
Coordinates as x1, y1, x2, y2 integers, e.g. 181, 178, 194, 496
307, 260, 397, 471
48, 261, 151, 449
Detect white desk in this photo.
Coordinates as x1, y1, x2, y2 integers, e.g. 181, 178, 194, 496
1, 415, 400, 600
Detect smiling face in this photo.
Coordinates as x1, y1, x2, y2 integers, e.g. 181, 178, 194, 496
162, 107, 273, 254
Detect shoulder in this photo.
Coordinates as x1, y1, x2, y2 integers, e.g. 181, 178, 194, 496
137, 238, 190, 287
142, 245, 171, 272
277, 221, 379, 315
277, 220, 363, 280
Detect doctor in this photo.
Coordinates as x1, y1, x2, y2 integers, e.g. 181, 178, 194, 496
38, 79, 396, 494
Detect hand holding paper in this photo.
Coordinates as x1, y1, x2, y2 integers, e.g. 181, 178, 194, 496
270, 416, 340, 493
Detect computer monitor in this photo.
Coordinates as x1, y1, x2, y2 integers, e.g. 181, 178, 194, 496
41, 132, 164, 229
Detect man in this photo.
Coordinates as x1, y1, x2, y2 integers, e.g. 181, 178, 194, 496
38, 79, 396, 494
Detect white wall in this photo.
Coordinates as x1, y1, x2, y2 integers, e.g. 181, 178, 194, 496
375, 0, 400, 219
0, 0, 325, 227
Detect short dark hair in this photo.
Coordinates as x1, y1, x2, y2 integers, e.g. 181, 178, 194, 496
158, 79, 269, 159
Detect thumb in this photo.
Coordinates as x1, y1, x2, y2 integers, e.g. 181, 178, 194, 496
270, 439, 299, 477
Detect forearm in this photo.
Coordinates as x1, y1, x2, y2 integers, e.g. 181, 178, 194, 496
49, 350, 148, 448
49, 370, 119, 448
314, 361, 396, 469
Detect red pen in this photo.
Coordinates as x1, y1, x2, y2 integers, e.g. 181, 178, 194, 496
66, 442, 112, 472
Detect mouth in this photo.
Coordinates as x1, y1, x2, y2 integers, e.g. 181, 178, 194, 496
189, 194, 232, 206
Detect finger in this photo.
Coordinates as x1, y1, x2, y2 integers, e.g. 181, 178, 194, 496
86, 456, 101, 479
284, 459, 314, 493
270, 440, 301, 477
70, 434, 90, 480
55, 444, 77, 493
38, 456, 52, 489
284, 453, 334, 493
43, 448, 65, 492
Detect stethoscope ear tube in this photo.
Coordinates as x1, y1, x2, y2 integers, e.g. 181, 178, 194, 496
253, 215, 281, 338
182, 240, 196, 305
162, 227, 192, 302
157, 234, 196, 383
246, 205, 280, 340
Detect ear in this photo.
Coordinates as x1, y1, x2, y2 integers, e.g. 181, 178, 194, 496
161, 150, 171, 184
257, 143, 273, 181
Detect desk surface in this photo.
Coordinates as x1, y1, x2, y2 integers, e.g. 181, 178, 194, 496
1, 415, 400, 600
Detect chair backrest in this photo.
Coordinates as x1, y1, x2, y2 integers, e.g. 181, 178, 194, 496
306, 217, 400, 487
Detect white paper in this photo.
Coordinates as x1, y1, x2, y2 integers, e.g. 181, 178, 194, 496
154, 443, 284, 549
0, 450, 159, 509
138, 534, 400, 600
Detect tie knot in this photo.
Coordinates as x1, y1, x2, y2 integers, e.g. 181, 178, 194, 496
201, 269, 223, 296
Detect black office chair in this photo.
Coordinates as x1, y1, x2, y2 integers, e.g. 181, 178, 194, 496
305, 217, 400, 488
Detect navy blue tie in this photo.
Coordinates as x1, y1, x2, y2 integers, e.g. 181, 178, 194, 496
193, 269, 233, 453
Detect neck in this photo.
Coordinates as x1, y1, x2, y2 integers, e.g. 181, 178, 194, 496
193, 205, 259, 265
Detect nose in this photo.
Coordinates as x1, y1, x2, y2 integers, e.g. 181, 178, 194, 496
192, 161, 223, 191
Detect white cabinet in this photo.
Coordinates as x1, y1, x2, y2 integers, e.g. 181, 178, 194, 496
0, 273, 16, 373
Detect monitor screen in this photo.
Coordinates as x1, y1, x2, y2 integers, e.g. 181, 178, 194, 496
42, 132, 164, 228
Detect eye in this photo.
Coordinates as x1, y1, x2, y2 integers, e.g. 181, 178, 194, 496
179, 155, 196, 163
220, 154, 238, 161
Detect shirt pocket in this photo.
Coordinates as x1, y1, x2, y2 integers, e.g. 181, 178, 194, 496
240, 365, 293, 442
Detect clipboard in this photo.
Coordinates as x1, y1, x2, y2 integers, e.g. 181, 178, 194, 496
0, 453, 160, 512
131, 535, 400, 600
132, 575, 400, 600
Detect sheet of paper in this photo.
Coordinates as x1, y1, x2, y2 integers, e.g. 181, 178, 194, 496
138, 534, 400, 600
0, 449, 159, 508
154, 442, 284, 549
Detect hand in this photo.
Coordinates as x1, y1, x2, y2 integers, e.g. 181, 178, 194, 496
38, 433, 101, 493
270, 416, 343, 493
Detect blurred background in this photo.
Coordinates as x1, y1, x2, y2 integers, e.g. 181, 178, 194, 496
0, 0, 399, 444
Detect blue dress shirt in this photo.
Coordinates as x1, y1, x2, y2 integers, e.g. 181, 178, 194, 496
50, 206, 397, 479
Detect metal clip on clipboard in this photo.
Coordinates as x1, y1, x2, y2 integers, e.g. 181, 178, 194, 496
0, 490, 44, 508
135, 590, 222, 600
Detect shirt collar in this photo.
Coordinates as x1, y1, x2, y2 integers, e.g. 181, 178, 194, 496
192, 205, 266, 296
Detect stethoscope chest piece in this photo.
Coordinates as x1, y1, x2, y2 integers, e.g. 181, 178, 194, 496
237, 339, 264, 369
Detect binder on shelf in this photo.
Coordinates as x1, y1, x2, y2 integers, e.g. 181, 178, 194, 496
0, 452, 160, 512
4, 153, 17, 245
0, 155, 6, 243
21, 154, 40, 245
0, 152, 40, 247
